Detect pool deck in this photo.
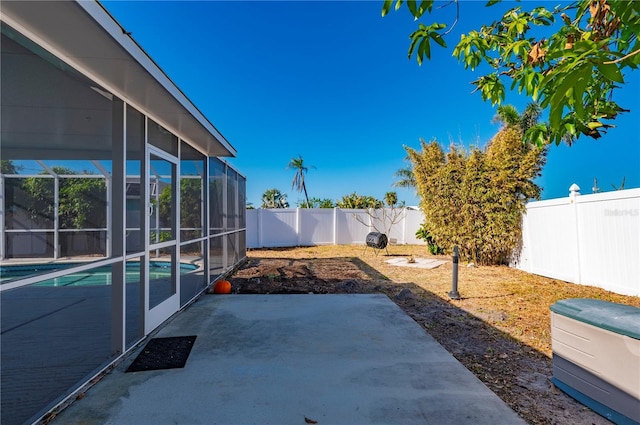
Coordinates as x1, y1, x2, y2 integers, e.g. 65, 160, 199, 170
48, 294, 526, 425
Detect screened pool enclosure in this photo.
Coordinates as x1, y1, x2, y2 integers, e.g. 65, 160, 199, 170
1, 2, 246, 424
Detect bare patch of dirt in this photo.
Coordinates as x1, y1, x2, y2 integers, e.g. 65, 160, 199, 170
223, 245, 640, 425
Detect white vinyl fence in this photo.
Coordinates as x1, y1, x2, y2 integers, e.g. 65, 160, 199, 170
515, 186, 640, 296
246, 208, 425, 249
247, 188, 639, 296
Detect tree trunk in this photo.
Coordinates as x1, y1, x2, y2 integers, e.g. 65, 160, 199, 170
302, 182, 310, 207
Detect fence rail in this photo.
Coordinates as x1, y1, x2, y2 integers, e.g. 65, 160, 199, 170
246, 208, 425, 248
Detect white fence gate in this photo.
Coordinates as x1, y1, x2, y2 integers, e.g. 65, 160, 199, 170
246, 208, 425, 249
515, 187, 640, 296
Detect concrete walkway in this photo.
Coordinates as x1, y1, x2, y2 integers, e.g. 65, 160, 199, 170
50, 294, 525, 425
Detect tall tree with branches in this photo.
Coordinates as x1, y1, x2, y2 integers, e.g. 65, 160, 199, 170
288, 155, 314, 207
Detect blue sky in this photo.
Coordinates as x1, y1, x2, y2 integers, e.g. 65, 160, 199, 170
102, 1, 639, 207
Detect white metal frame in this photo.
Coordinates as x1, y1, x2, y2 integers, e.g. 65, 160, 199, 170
144, 144, 181, 334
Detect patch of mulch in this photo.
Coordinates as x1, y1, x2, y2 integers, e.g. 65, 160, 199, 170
227, 256, 614, 425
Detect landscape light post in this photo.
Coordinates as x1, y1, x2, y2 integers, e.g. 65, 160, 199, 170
449, 245, 461, 300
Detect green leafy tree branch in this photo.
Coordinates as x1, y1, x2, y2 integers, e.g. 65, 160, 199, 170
383, 0, 639, 145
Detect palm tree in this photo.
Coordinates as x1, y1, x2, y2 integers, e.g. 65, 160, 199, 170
384, 191, 399, 207
287, 155, 314, 207
519, 103, 542, 134
492, 104, 521, 128
493, 103, 542, 133
493, 102, 575, 146
261, 188, 289, 208
392, 165, 416, 191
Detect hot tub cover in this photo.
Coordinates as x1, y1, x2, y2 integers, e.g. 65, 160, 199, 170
550, 298, 640, 340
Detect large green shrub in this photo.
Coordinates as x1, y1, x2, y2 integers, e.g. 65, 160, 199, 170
407, 127, 546, 265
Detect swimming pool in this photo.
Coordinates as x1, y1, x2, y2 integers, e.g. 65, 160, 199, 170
0, 261, 199, 287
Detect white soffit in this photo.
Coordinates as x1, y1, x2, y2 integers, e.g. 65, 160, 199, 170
1, 0, 236, 158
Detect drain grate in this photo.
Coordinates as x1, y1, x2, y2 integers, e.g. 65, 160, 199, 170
126, 336, 197, 373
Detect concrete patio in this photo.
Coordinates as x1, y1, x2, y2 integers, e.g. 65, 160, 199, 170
49, 294, 525, 425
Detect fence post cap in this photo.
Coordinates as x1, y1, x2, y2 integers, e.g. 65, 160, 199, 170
569, 183, 581, 195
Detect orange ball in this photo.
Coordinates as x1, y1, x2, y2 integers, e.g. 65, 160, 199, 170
213, 280, 232, 294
